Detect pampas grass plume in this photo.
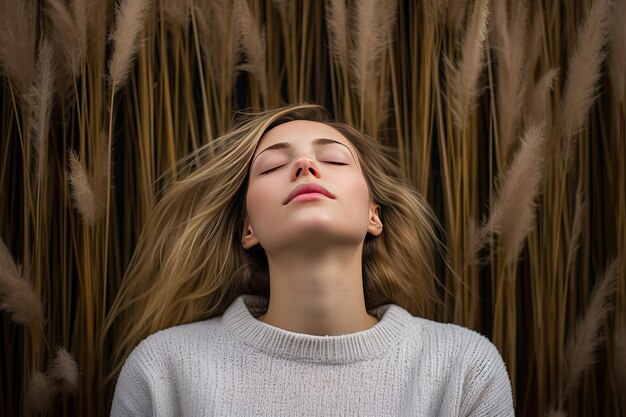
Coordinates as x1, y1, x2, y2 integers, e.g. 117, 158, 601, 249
67, 149, 97, 225
350, 0, 398, 104
564, 259, 618, 398
0, 1, 36, 96
26, 371, 56, 414
48, 345, 79, 393
525, 68, 558, 128
561, 0, 610, 140
108, 0, 150, 93
325, 0, 348, 74
493, 0, 527, 152
44, 0, 84, 76
233, 0, 268, 102
445, 0, 468, 34
0, 238, 44, 330
486, 121, 547, 266
447, 0, 490, 128
465, 211, 499, 267
27, 37, 55, 185
608, 0, 626, 104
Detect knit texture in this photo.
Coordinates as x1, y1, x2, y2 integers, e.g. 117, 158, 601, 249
110, 294, 515, 416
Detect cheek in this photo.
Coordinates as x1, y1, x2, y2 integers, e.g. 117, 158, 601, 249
246, 182, 278, 223
342, 174, 372, 209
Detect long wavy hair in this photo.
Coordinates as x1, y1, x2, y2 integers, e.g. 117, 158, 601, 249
101, 103, 446, 386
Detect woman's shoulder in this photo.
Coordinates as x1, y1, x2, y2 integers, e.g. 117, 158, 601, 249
414, 316, 497, 348
125, 316, 225, 367
406, 316, 515, 415
408, 315, 508, 370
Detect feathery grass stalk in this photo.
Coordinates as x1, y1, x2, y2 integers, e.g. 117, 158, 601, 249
491, 0, 527, 165
325, 0, 353, 125
608, 0, 626, 105
564, 259, 618, 402
0, 238, 44, 331
490, 121, 546, 394
105, 0, 150, 328
233, 0, 268, 105
446, 0, 490, 130
0, 0, 37, 97
67, 149, 97, 225
25, 37, 55, 378
350, 0, 398, 135
44, 0, 86, 77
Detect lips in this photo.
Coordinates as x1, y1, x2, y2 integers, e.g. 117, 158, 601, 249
284, 182, 336, 204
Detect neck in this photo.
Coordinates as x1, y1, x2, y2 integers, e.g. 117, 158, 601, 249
259, 242, 379, 336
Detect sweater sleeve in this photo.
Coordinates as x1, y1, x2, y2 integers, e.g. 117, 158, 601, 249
110, 346, 154, 417
459, 336, 516, 417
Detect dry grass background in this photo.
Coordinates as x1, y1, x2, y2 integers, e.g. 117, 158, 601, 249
0, 0, 624, 415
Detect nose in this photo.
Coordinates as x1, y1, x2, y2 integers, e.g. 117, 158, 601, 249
291, 157, 321, 180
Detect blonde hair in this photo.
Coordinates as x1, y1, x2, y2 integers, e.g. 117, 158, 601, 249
101, 103, 445, 386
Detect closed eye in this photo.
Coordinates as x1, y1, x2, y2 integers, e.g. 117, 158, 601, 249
261, 162, 348, 175
260, 166, 283, 175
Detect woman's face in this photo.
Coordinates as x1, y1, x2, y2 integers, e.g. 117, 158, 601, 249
242, 120, 382, 252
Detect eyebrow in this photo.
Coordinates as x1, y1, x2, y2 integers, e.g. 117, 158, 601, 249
252, 138, 355, 165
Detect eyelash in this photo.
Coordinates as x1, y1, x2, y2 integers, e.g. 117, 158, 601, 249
261, 162, 348, 175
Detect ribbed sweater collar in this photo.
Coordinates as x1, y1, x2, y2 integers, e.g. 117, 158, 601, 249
223, 294, 414, 364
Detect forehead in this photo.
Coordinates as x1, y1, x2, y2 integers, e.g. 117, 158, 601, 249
253, 120, 357, 158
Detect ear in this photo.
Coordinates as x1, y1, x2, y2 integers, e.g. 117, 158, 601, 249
241, 214, 260, 249
367, 203, 383, 237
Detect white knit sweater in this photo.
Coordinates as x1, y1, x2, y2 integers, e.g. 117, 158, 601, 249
110, 294, 515, 416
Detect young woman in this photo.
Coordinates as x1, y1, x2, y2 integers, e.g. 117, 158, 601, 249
104, 104, 514, 416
